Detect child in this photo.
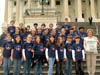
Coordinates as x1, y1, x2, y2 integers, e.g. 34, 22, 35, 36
61, 18, 71, 31
0, 47, 3, 66
67, 28, 77, 43
48, 23, 53, 35
26, 25, 31, 35
60, 28, 67, 43
22, 34, 34, 75
12, 27, 20, 39
45, 36, 56, 75
42, 28, 49, 47
79, 27, 87, 44
41, 23, 46, 34
33, 36, 45, 75
19, 23, 24, 35
8, 20, 16, 37
72, 36, 85, 75
56, 36, 65, 75
56, 23, 61, 36
21, 28, 27, 43
36, 27, 42, 36
1, 34, 13, 75
33, 23, 38, 31
11, 35, 22, 75
31, 29, 36, 43
64, 36, 73, 75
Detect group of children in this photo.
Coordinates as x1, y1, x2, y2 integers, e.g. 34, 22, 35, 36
0, 19, 87, 75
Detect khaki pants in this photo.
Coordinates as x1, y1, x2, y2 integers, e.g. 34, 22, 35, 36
86, 52, 97, 75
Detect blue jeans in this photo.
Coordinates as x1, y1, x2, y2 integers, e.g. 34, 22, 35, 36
34, 59, 42, 75
65, 59, 72, 75
4, 57, 11, 75
13, 59, 21, 75
23, 59, 31, 75
48, 58, 55, 75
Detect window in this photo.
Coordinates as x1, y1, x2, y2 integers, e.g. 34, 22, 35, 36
14, 1, 16, 6
56, 1, 60, 5
24, 1, 27, 5
68, 1, 71, 5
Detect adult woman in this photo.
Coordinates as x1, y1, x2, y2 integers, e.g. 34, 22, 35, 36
84, 29, 99, 75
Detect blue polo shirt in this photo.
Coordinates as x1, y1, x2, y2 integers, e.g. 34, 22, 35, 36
64, 42, 73, 59
33, 43, 45, 56
8, 26, 16, 36
23, 42, 34, 59
46, 43, 56, 58
3, 40, 13, 58
56, 45, 64, 60
13, 43, 22, 59
72, 43, 84, 61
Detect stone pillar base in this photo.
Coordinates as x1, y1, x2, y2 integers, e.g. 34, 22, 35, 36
2, 22, 8, 32
77, 18, 84, 22
93, 18, 98, 22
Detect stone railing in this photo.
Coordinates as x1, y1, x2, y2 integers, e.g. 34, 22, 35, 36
25, 8, 56, 16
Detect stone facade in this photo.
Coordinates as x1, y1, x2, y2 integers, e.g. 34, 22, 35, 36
3, 0, 100, 27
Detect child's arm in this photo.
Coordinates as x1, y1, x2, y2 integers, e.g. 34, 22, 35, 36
82, 50, 85, 61
45, 48, 49, 61
10, 49, 13, 61
72, 50, 76, 62
22, 49, 26, 61
56, 50, 59, 62
64, 48, 67, 61
1, 47, 4, 59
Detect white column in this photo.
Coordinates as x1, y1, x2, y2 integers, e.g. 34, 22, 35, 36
37, 0, 41, 8
4, 0, 8, 25
3, 0, 8, 29
75, 0, 84, 22
85, 0, 90, 21
28, 0, 31, 9
20, 0, 24, 23
90, 0, 96, 19
97, 0, 100, 18
16, 0, 20, 26
51, 0, 55, 8
8, 0, 13, 23
63, 0, 70, 21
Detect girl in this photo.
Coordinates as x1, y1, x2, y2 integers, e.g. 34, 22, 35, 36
31, 29, 36, 43
46, 36, 56, 75
22, 34, 34, 75
11, 35, 22, 75
56, 36, 65, 75
12, 27, 20, 39
72, 36, 85, 75
21, 28, 27, 43
33, 36, 45, 75
84, 29, 99, 75
64, 36, 73, 75
0, 47, 2, 66
1, 34, 13, 75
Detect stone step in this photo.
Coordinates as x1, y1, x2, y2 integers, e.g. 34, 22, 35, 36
0, 69, 100, 75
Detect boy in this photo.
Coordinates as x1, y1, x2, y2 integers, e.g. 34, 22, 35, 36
8, 20, 16, 37
72, 36, 85, 75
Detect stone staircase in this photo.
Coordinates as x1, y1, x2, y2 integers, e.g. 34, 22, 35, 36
0, 50, 100, 75
0, 22, 100, 75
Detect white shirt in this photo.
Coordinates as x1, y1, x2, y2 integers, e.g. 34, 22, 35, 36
84, 36, 98, 53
